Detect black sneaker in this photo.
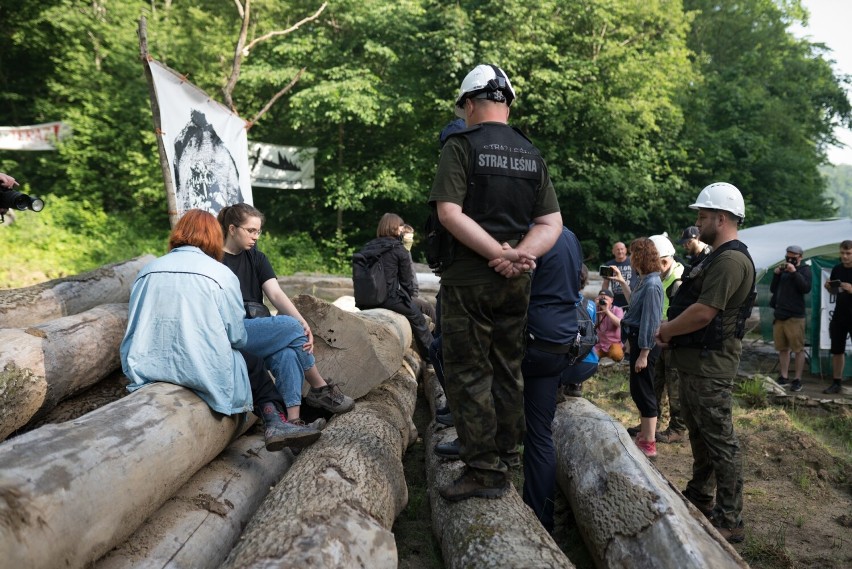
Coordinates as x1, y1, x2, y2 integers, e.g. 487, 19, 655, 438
626, 424, 641, 436
790, 380, 802, 392
823, 382, 842, 395
776, 375, 789, 386
439, 468, 509, 502
565, 383, 583, 397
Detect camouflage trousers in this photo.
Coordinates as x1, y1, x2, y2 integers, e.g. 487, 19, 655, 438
679, 371, 744, 528
441, 278, 530, 480
654, 348, 685, 432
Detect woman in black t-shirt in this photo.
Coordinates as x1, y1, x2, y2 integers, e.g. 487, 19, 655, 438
218, 204, 354, 425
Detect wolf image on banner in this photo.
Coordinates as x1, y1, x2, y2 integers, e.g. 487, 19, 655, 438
173, 109, 244, 214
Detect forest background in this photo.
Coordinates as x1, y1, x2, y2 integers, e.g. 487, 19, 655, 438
1, 0, 852, 287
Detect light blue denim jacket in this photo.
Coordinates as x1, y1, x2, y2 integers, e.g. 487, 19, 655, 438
120, 246, 253, 415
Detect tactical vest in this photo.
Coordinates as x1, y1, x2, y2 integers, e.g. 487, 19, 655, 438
460, 124, 544, 240
425, 123, 544, 274
667, 239, 756, 351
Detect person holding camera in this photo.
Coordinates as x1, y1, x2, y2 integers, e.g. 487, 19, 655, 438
602, 241, 637, 308
824, 240, 852, 394
770, 245, 811, 391
594, 290, 624, 362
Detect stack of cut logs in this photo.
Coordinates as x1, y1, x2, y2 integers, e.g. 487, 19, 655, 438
0, 257, 749, 568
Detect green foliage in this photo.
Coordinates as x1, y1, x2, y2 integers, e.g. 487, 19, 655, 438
0, 195, 168, 288
1, 0, 850, 277
822, 164, 852, 218
735, 376, 769, 408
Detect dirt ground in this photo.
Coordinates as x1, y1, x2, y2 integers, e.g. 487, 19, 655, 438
585, 352, 852, 569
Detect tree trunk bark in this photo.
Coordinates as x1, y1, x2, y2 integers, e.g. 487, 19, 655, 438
552, 397, 749, 568
422, 370, 574, 568
221, 358, 420, 569
293, 294, 413, 399
0, 255, 153, 328
94, 430, 290, 569
0, 303, 128, 440
0, 382, 251, 569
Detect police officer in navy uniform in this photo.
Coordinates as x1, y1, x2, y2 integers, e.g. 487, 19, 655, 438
428, 64, 562, 501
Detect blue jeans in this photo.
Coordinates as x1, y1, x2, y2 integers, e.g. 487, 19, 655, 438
243, 315, 315, 408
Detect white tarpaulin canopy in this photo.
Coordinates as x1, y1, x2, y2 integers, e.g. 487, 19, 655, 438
738, 218, 852, 277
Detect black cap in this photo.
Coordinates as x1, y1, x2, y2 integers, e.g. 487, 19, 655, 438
679, 226, 700, 244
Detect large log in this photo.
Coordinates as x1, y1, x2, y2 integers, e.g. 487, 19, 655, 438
423, 370, 574, 569
0, 382, 252, 569
221, 357, 420, 569
94, 431, 292, 569
0, 255, 153, 328
293, 294, 413, 399
0, 303, 128, 440
553, 397, 749, 568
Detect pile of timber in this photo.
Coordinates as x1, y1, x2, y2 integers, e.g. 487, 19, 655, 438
0, 262, 420, 568
424, 369, 750, 569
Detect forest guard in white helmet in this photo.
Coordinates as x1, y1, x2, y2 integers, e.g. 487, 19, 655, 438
427, 64, 563, 509
656, 182, 757, 544
454, 64, 517, 120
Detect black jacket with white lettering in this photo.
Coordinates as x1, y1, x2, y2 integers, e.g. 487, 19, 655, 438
459, 123, 544, 241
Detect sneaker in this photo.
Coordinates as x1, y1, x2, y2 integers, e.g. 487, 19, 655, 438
439, 468, 509, 502
260, 402, 322, 451
290, 417, 327, 431
712, 519, 745, 543
304, 382, 355, 414
626, 424, 641, 437
434, 438, 460, 458
565, 383, 583, 397
436, 411, 454, 427
656, 428, 684, 444
823, 382, 842, 395
790, 379, 802, 392
634, 436, 657, 459
776, 375, 789, 386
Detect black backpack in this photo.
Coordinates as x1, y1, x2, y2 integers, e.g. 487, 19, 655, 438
569, 299, 598, 364
352, 243, 394, 308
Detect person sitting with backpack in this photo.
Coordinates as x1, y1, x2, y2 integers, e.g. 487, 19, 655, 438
352, 213, 433, 360
559, 264, 600, 398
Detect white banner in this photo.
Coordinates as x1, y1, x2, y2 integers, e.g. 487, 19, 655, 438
148, 59, 252, 216
819, 266, 852, 351
248, 142, 316, 189
0, 122, 71, 151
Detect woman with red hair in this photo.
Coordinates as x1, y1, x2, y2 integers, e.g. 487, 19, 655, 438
121, 210, 319, 451
612, 238, 664, 459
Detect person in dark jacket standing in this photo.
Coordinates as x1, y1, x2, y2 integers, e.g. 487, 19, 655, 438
358, 212, 433, 360
770, 245, 812, 391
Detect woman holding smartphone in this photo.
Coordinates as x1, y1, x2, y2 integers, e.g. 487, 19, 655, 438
611, 238, 664, 459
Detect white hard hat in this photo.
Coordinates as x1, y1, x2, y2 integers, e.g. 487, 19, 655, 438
454, 64, 516, 119
689, 182, 745, 220
649, 234, 676, 258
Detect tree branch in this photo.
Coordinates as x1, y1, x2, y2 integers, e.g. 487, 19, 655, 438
246, 67, 306, 129
223, 0, 251, 111
243, 2, 327, 55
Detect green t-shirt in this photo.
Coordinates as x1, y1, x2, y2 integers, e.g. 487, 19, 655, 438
428, 128, 560, 286
670, 249, 755, 378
